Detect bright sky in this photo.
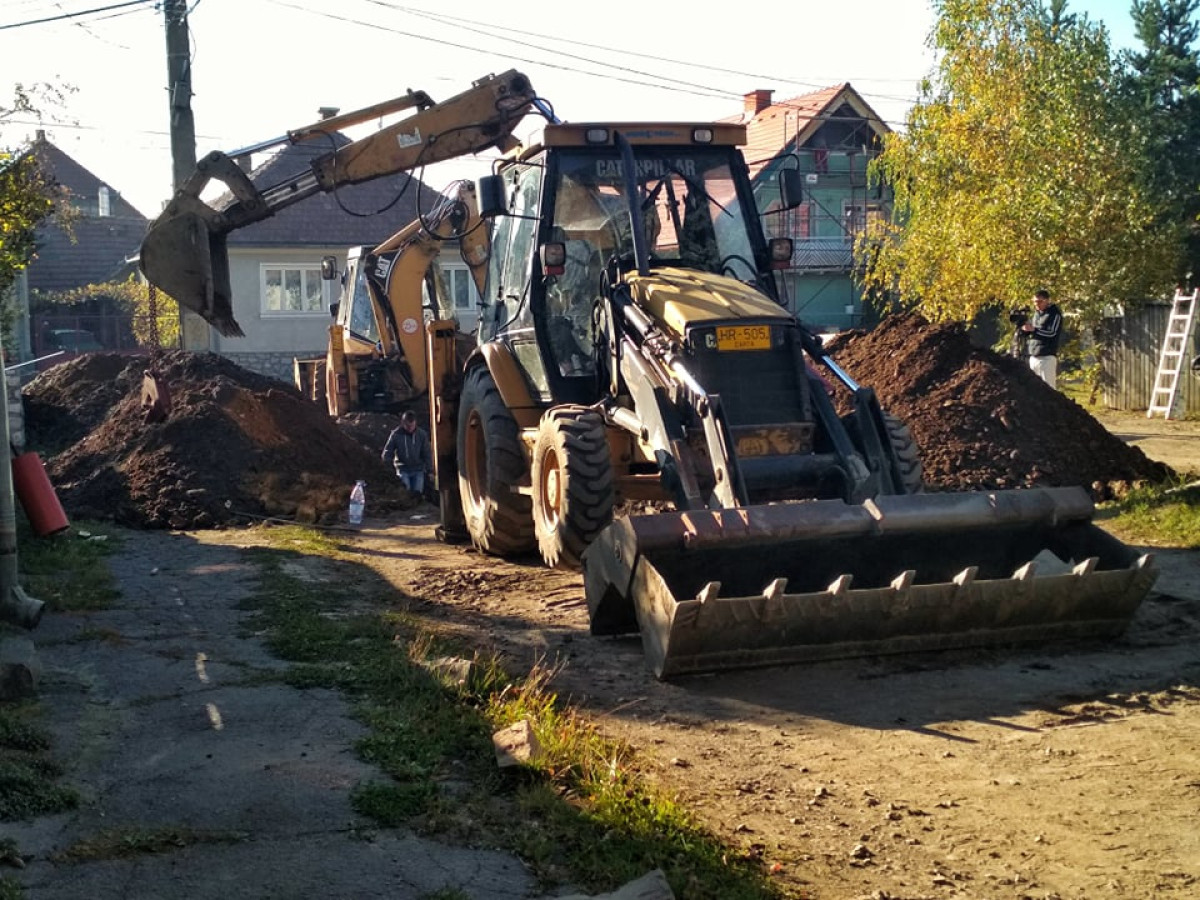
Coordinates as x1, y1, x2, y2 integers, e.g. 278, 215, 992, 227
0, 0, 1163, 218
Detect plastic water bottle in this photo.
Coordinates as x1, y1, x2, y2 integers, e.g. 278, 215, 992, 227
348, 480, 366, 525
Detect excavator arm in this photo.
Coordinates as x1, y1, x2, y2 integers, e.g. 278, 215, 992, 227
139, 70, 536, 338
357, 180, 488, 397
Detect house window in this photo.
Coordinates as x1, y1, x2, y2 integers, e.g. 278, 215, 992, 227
763, 199, 811, 241
261, 265, 324, 314
445, 265, 479, 311
793, 203, 812, 240
842, 201, 884, 242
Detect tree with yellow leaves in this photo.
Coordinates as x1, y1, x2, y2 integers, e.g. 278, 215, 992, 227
860, 0, 1182, 328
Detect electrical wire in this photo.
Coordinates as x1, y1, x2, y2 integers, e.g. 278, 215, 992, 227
261, 0, 916, 128
0, 0, 154, 30
380, 2, 924, 103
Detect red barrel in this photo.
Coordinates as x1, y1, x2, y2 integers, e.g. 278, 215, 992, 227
11, 453, 69, 537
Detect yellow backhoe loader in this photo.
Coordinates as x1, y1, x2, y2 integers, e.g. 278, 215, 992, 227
142, 75, 1158, 680
425, 121, 1157, 678
293, 180, 488, 417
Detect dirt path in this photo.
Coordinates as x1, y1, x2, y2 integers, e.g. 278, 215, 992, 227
21, 348, 1200, 898
318, 495, 1200, 899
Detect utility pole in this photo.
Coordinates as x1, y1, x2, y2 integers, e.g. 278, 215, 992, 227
163, 0, 211, 352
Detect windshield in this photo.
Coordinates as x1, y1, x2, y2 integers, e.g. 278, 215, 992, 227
344, 260, 380, 344
549, 146, 759, 279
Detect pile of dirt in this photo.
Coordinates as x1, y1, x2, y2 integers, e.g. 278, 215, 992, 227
824, 311, 1173, 496
22, 312, 1171, 531
24, 351, 418, 529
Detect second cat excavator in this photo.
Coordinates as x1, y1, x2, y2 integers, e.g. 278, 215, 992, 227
142, 74, 1158, 680
292, 180, 486, 417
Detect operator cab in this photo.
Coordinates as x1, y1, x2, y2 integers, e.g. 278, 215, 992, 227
477, 122, 798, 405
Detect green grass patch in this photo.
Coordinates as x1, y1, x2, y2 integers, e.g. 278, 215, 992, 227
1099, 481, 1200, 548
419, 889, 470, 900
238, 527, 781, 899
0, 875, 22, 900
17, 519, 120, 613
487, 669, 772, 896
0, 704, 78, 821
53, 826, 247, 863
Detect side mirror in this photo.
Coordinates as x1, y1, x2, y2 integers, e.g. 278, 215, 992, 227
768, 237, 794, 270
328, 302, 340, 320
541, 242, 566, 276
321, 256, 338, 280
477, 175, 507, 218
779, 169, 803, 211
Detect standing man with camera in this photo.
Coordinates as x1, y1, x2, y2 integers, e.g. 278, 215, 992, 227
1021, 289, 1062, 388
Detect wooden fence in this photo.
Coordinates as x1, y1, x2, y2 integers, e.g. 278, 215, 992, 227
1097, 302, 1200, 415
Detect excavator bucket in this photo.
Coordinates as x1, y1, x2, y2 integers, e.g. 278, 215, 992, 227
582, 487, 1157, 679
139, 208, 242, 338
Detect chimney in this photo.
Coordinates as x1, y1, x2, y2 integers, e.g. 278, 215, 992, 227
35, 129, 45, 142
744, 90, 773, 117
318, 107, 340, 121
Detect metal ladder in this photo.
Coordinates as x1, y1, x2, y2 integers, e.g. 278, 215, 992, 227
1147, 288, 1198, 419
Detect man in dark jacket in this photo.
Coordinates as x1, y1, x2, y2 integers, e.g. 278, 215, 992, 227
381, 411, 433, 495
1021, 289, 1063, 388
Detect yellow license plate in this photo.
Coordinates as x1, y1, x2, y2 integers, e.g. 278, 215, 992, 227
716, 325, 771, 351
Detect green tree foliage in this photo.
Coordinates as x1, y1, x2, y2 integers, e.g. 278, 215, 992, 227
42, 277, 180, 349
0, 85, 59, 294
861, 0, 1181, 326
1120, 0, 1200, 281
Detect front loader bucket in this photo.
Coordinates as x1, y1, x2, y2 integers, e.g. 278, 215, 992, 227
139, 210, 243, 338
582, 487, 1157, 679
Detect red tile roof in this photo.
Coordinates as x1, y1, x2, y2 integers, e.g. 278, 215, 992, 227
724, 84, 891, 178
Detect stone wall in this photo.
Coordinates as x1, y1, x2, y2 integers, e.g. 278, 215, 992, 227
222, 351, 322, 387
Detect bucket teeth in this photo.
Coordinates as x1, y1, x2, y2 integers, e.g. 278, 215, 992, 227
827, 574, 853, 597
762, 578, 787, 601
583, 486, 1160, 679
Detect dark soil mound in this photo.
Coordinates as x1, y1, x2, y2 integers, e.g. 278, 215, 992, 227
23, 312, 1170, 531
24, 351, 417, 529
824, 312, 1172, 496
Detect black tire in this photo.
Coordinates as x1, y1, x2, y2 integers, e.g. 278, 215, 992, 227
883, 411, 924, 494
457, 366, 535, 556
531, 407, 614, 569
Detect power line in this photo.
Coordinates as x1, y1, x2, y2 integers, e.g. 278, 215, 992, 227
382, 2, 926, 102
260, 0, 740, 105
0, 0, 154, 30
264, 0, 919, 127
4, 116, 224, 144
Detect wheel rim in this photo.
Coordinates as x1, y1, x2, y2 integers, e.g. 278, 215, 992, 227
537, 446, 562, 531
464, 408, 487, 511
